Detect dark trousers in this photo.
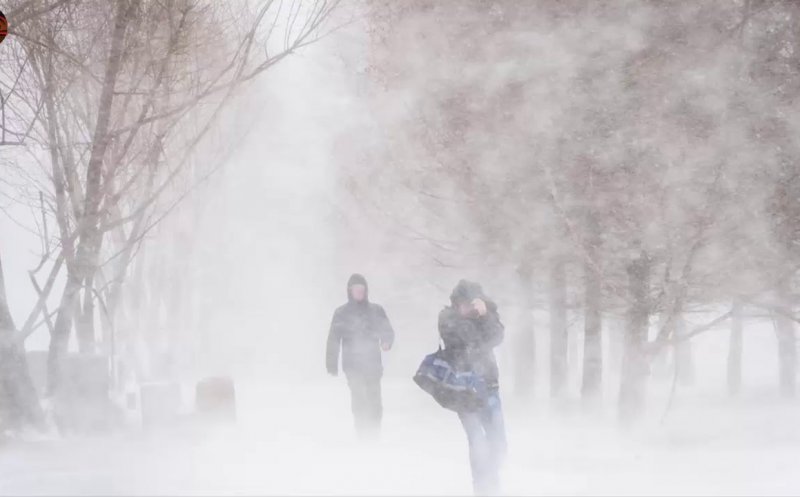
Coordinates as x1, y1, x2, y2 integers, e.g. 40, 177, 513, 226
346, 373, 382, 438
458, 391, 507, 496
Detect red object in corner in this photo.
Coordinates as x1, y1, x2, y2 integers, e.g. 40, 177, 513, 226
0, 11, 7, 45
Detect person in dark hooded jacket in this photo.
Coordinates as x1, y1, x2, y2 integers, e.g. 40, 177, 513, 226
439, 279, 506, 496
326, 274, 394, 438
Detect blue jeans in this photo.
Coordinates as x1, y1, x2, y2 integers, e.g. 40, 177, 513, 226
457, 391, 507, 496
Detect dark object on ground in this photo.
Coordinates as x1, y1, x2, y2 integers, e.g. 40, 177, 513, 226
195, 376, 236, 422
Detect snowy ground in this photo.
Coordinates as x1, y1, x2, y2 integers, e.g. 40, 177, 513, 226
1, 377, 799, 496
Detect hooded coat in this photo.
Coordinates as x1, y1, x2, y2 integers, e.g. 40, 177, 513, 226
326, 274, 395, 377
438, 280, 505, 389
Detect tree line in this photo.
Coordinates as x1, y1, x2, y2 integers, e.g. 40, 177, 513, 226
340, 0, 800, 419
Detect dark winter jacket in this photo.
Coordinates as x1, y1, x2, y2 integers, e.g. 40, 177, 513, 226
438, 280, 504, 389
326, 274, 395, 378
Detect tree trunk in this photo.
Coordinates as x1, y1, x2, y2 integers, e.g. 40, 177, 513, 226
550, 258, 568, 397
144, 247, 168, 380
40, 25, 80, 399
96, 269, 114, 356
117, 248, 144, 384
513, 262, 536, 398
581, 256, 602, 400
567, 316, 579, 383
650, 314, 672, 381
76, 276, 96, 354
47, 0, 133, 397
619, 252, 650, 423
48, 272, 81, 396
674, 315, 695, 386
727, 299, 743, 395
775, 278, 796, 398
608, 319, 624, 377
581, 213, 602, 400
0, 250, 44, 430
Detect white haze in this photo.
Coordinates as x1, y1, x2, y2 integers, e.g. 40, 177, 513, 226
1, 2, 800, 496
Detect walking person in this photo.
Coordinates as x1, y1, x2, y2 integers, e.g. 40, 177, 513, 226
439, 279, 507, 496
326, 274, 394, 439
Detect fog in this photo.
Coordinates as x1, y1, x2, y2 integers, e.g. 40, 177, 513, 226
1, 1, 800, 495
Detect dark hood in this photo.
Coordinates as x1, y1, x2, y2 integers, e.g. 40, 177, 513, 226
449, 279, 485, 306
347, 273, 369, 303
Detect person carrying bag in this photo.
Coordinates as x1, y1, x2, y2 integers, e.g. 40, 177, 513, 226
413, 280, 507, 496
413, 342, 489, 412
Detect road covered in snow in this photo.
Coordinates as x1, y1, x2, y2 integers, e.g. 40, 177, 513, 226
1, 378, 799, 496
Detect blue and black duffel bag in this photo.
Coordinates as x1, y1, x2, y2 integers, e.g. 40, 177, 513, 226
413, 347, 488, 412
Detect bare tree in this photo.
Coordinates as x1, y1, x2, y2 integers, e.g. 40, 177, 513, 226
1, 0, 342, 429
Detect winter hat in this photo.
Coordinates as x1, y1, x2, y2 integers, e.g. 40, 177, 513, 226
450, 279, 484, 306
347, 273, 369, 302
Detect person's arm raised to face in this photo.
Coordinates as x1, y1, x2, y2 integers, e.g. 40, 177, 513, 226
475, 298, 504, 349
